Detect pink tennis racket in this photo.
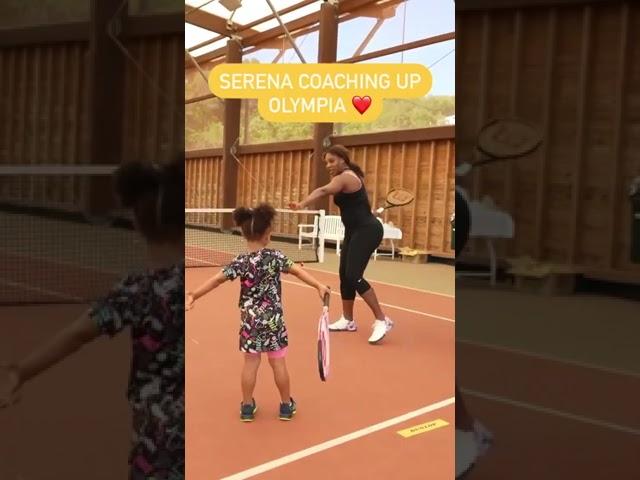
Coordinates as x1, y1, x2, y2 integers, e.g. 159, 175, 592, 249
317, 291, 331, 381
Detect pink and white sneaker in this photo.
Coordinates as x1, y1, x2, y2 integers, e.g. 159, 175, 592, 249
368, 317, 393, 344
455, 421, 494, 479
473, 420, 494, 456
328, 316, 357, 332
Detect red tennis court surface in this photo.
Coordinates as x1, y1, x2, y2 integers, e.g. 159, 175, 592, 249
186, 267, 455, 480
0, 251, 125, 303
458, 341, 640, 478
3, 264, 636, 478
0, 303, 132, 480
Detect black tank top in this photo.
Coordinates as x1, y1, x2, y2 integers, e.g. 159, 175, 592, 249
333, 173, 375, 230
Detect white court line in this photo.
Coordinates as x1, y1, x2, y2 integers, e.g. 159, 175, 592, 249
281, 278, 454, 323
185, 256, 454, 323
185, 255, 455, 299
0, 277, 84, 302
219, 397, 455, 480
301, 264, 455, 298
461, 388, 640, 436
458, 339, 640, 379
0, 247, 130, 275
186, 255, 214, 267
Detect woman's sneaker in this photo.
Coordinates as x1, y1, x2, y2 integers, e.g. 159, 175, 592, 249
279, 397, 297, 421
455, 429, 478, 478
240, 399, 257, 422
473, 420, 494, 456
328, 316, 357, 332
455, 421, 494, 478
368, 317, 393, 344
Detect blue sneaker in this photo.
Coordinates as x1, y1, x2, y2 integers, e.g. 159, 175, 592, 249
279, 397, 297, 421
240, 399, 257, 422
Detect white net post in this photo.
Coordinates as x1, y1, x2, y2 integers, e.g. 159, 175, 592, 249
317, 209, 326, 263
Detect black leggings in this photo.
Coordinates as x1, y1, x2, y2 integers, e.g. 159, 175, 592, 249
339, 220, 383, 300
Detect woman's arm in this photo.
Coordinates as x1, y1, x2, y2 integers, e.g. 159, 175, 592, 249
291, 175, 347, 209
186, 271, 228, 309
1, 311, 100, 406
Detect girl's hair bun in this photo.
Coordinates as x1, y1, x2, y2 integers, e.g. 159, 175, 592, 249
114, 162, 159, 208
254, 203, 276, 223
233, 207, 253, 226
232, 203, 276, 240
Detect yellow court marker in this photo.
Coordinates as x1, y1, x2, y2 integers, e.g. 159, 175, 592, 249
397, 419, 449, 438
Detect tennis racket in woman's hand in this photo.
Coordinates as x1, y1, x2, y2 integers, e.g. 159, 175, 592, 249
317, 290, 331, 382
375, 188, 415, 214
456, 117, 542, 177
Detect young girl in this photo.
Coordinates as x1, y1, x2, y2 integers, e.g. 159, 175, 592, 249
186, 203, 330, 422
0, 160, 185, 479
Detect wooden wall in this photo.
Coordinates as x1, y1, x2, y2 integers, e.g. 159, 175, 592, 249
0, 32, 184, 210
186, 153, 223, 208
186, 126, 456, 257
121, 35, 184, 164
457, 1, 640, 280
0, 43, 90, 167
236, 145, 315, 211
0, 43, 90, 208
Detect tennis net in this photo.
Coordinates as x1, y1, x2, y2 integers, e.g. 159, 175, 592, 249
0, 165, 148, 305
186, 208, 325, 268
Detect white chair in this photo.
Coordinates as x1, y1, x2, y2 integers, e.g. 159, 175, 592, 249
314, 215, 403, 260
374, 218, 403, 260
322, 215, 346, 255
295, 210, 327, 263
456, 188, 515, 286
298, 215, 319, 250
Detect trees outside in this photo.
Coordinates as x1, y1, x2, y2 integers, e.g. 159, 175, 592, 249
185, 94, 455, 149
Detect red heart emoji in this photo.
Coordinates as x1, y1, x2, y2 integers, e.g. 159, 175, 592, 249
352, 96, 372, 115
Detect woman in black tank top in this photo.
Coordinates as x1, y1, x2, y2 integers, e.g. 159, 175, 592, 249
290, 145, 393, 344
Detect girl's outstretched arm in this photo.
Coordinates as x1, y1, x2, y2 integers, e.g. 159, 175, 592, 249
288, 264, 330, 301
0, 311, 99, 407
186, 271, 228, 310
